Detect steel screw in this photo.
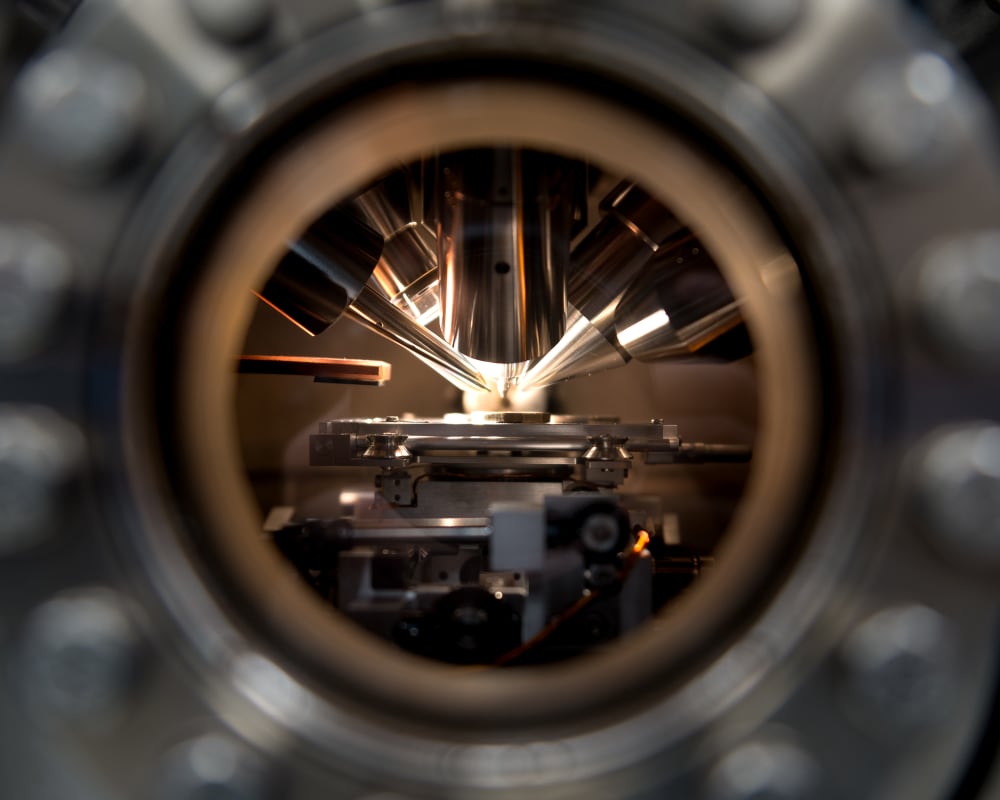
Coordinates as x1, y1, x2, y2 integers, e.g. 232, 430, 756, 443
910, 423, 1000, 567
706, 733, 819, 799
0, 405, 83, 555
185, 0, 273, 45
158, 733, 272, 800
16, 48, 147, 177
706, 0, 804, 46
838, 604, 956, 735
914, 233, 1000, 366
21, 588, 140, 720
0, 225, 72, 362
846, 52, 964, 176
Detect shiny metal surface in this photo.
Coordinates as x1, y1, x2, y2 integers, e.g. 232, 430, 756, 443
347, 284, 491, 392
0, 0, 998, 798
438, 149, 573, 371
353, 166, 441, 324
257, 206, 383, 336
614, 244, 743, 362
517, 185, 685, 390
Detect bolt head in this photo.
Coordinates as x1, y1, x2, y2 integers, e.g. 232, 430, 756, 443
186, 0, 272, 44
910, 423, 1000, 567
706, 733, 819, 800
16, 48, 147, 177
838, 605, 957, 735
21, 588, 140, 720
847, 53, 965, 176
158, 733, 272, 800
0, 225, 72, 362
0, 405, 83, 554
914, 233, 1000, 366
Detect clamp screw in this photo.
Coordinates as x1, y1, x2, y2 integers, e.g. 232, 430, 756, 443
21, 588, 141, 720
913, 233, 1000, 366
0, 405, 83, 555
910, 423, 1000, 567
583, 435, 630, 462
838, 604, 956, 735
363, 433, 411, 463
16, 49, 147, 177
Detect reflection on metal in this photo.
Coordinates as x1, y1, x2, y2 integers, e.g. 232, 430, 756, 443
352, 166, 441, 325
612, 246, 743, 361
437, 149, 575, 377
260, 163, 741, 398
261, 206, 491, 392
257, 206, 383, 335
347, 285, 491, 392
519, 223, 746, 389
516, 183, 683, 390
361, 433, 411, 467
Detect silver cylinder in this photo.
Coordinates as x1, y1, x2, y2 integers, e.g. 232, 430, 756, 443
516, 183, 683, 390
257, 206, 383, 335
352, 165, 441, 324
437, 149, 574, 364
614, 242, 744, 361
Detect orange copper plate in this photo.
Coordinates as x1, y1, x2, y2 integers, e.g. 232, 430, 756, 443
237, 355, 390, 385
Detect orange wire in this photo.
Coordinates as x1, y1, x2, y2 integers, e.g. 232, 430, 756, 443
494, 529, 653, 665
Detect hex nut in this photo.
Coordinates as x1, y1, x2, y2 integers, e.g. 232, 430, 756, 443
158, 733, 273, 800
16, 48, 147, 177
706, 733, 819, 799
913, 233, 1000, 367
185, 0, 273, 45
837, 604, 957, 736
910, 423, 1000, 567
21, 588, 140, 720
0, 405, 84, 555
0, 225, 72, 362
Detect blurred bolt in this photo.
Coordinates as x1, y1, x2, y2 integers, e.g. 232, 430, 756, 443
838, 604, 957, 734
186, 0, 273, 45
706, 0, 803, 46
706, 734, 819, 799
914, 233, 1000, 366
21, 588, 140, 719
16, 48, 147, 177
846, 52, 965, 176
158, 733, 273, 800
213, 79, 267, 136
910, 423, 1000, 567
580, 513, 620, 553
0, 225, 72, 362
0, 405, 84, 555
